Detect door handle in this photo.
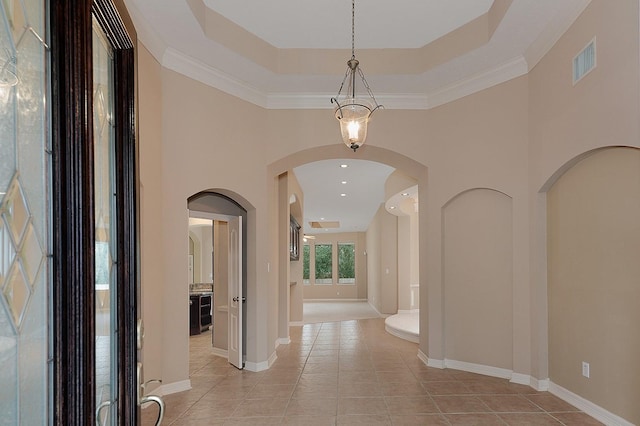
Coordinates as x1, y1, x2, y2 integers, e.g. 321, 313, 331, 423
137, 362, 165, 425
232, 296, 246, 302
96, 400, 112, 426
139, 395, 165, 426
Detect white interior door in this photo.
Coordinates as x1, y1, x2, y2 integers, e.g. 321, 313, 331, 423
228, 216, 243, 369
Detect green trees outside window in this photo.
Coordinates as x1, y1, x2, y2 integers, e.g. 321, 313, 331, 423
338, 243, 355, 284
303, 244, 310, 284
303, 241, 356, 285
315, 244, 332, 284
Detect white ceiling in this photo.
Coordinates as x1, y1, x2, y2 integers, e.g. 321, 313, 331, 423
202, 0, 494, 49
293, 159, 394, 234
124, 0, 591, 234
125, 0, 590, 108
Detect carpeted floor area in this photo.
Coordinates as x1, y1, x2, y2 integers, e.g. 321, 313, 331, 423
303, 301, 383, 324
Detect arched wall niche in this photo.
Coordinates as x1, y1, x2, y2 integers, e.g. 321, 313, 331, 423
544, 146, 640, 424
267, 143, 430, 353
442, 187, 514, 373
539, 145, 640, 193
532, 144, 640, 381
442, 187, 512, 206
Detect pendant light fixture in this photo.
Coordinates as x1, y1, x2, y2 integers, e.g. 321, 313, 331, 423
331, 0, 383, 152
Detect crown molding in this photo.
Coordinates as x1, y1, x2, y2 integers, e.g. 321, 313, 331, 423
266, 92, 430, 110
427, 56, 529, 109
162, 48, 268, 107
123, 0, 167, 64
157, 46, 531, 111
524, 0, 592, 70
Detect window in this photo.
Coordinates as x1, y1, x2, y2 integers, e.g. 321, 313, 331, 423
314, 243, 332, 284
338, 243, 356, 284
303, 244, 310, 284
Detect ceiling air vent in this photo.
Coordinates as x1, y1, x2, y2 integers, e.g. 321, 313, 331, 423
573, 38, 596, 85
310, 221, 340, 229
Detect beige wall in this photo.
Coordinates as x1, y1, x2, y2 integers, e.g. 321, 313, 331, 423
138, 44, 164, 389
302, 232, 367, 300
443, 188, 513, 370
134, 1, 640, 421
397, 215, 411, 311
547, 147, 640, 424
159, 68, 269, 378
288, 173, 304, 324
366, 204, 398, 314
527, 1, 640, 422
393, 197, 419, 312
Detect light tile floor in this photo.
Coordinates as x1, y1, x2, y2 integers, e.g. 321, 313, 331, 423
142, 318, 602, 425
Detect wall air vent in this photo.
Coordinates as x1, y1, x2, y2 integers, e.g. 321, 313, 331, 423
573, 38, 596, 85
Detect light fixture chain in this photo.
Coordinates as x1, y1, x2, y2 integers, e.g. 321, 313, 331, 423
351, 0, 355, 59
332, 0, 383, 152
357, 67, 380, 107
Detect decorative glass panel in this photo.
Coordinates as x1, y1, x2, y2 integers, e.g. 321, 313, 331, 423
93, 15, 117, 425
0, 0, 48, 422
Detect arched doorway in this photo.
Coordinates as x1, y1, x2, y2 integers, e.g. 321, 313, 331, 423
187, 191, 253, 368
267, 144, 430, 356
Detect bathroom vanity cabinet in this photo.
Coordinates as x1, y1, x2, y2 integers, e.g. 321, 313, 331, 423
189, 293, 212, 335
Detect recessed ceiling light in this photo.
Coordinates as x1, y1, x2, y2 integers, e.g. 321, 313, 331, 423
340, 193, 347, 197
389, 206, 396, 209
341, 181, 347, 184
320, 217, 325, 220
340, 164, 348, 168
401, 192, 409, 196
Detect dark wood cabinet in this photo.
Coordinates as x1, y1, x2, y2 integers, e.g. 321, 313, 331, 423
189, 294, 212, 335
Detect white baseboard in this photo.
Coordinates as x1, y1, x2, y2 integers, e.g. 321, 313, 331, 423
385, 323, 419, 343
277, 337, 291, 346
510, 372, 531, 385
304, 298, 368, 302
549, 381, 634, 426
444, 359, 512, 379
510, 373, 549, 391
368, 302, 390, 318
211, 347, 228, 359
245, 350, 277, 372
534, 378, 550, 391
289, 321, 304, 326
418, 351, 445, 369
417, 356, 551, 393
416, 354, 635, 425
155, 379, 191, 396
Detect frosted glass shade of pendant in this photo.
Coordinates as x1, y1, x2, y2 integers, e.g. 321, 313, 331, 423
335, 102, 370, 152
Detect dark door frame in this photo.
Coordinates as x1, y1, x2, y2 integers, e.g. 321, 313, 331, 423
50, 0, 137, 423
